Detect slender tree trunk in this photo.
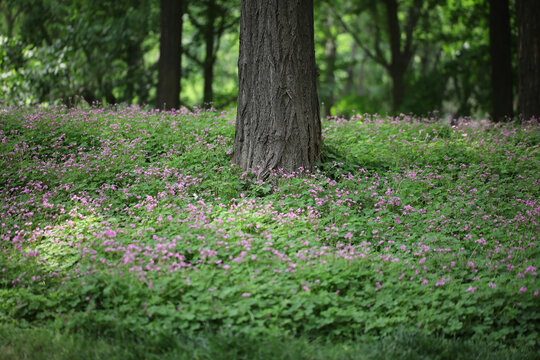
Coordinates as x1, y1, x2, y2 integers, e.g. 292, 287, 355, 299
383, 0, 414, 112
203, 0, 216, 105
2, 5, 21, 38
125, 42, 142, 103
516, 0, 540, 120
156, 0, 183, 110
381, 0, 421, 112
323, 18, 337, 117
384, 0, 404, 111
489, 0, 513, 122
343, 42, 357, 95
233, 0, 321, 180
389, 67, 406, 112
356, 56, 367, 95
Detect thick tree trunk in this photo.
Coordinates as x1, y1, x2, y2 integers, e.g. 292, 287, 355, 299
516, 0, 540, 120
489, 0, 513, 122
156, 0, 183, 110
233, 0, 321, 180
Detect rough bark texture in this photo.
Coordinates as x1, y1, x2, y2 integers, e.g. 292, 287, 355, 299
233, 0, 321, 180
489, 0, 513, 122
156, 0, 183, 110
516, 0, 540, 120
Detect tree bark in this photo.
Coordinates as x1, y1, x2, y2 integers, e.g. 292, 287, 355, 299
489, 0, 513, 122
516, 0, 540, 120
233, 0, 321, 180
156, 0, 183, 110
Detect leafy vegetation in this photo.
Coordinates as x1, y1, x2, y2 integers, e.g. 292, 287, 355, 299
1, 104, 539, 358
1, 0, 514, 117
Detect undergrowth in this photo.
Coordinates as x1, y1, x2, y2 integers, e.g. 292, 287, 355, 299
1, 105, 538, 357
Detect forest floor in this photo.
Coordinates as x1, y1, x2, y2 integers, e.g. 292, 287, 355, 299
1, 104, 538, 359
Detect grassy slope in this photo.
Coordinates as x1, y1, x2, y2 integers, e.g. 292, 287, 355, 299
0, 105, 539, 358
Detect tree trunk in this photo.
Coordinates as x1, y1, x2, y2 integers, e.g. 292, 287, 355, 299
233, 0, 321, 180
323, 18, 337, 117
383, 0, 417, 112
156, 0, 183, 110
389, 67, 406, 112
203, 0, 216, 105
343, 42, 357, 95
516, 0, 540, 120
384, 0, 404, 111
125, 42, 142, 103
489, 0, 513, 122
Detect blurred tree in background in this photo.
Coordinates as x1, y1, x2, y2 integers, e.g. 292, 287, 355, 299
156, 0, 184, 110
516, 0, 540, 120
185, 0, 239, 105
0, 0, 536, 120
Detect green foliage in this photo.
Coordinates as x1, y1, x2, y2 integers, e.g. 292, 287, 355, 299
332, 95, 381, 117
0, 325, 534, 360
1, 0, 156, 106
1, 106, 539, 357
1, 0, 516, 116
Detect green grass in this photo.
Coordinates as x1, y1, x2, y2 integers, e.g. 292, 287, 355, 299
0, 325, 534, 360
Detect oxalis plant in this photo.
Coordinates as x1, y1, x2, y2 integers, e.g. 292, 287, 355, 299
0, 105, 538, 358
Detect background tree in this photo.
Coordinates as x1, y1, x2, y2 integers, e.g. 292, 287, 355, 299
0, 0, 527, 120
425, 0, 493, 118
185, 0, 239, 105
382, 0, 422, 111
0, 0, 22, 38
329, 0, 425, 111
61, 0, 154, 104
516, 0, 540, 120
488, 0, 513, 122
233, 0, 321, 179
316, 1, 338, 117
156, 0, 184, 110
0, 0, 155, 106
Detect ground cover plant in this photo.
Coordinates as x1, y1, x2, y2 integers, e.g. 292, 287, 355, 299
0, 104, 539, 358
